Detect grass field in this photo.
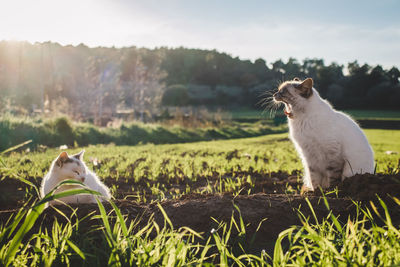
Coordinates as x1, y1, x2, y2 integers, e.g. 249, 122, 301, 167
0, 115, 287, 151
3, 129, 399, 190
1, 109, 399, 152
229, 108, 400, 121
0, 129, 400, 265
345, 110, 400, 120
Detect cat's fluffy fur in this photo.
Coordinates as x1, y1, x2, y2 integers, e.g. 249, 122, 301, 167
40, 150, 111, 205
273, 78, 374, 190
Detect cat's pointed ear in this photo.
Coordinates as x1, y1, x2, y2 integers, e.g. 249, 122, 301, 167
297, 78, 313, 98
301, 78, 313, 90
56, 151, 69, 167
73, 150, 85, 161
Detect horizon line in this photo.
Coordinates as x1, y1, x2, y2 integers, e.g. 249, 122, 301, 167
1, 39, 398, 70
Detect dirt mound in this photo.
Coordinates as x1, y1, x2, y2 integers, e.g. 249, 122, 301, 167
1, 173, 400, 254
0, 193, 357, 254
337, 173, 400, 200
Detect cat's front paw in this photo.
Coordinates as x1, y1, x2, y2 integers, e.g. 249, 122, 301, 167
300, 185, 313, 195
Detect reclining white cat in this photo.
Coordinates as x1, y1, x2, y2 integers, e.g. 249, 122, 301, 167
273, 78, 374, 190
40, 150, 111, 205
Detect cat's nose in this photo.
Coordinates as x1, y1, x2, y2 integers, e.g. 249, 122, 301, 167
80, 176, 85, 182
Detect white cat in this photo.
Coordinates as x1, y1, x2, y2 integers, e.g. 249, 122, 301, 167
40, 150, 111, 205
273, 78, 374, 190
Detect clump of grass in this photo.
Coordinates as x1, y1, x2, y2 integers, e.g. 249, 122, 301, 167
273, 196, 400, 266
208, 204, 269, 266
0, 179, 100, 266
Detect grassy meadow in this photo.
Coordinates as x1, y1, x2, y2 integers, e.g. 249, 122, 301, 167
3, 129, 399, 189
0, 115, 286, 152
0, 127, 400, 265
229, 108, 400, 121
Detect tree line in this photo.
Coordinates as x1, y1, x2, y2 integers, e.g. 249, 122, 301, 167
0, 41, 399, 123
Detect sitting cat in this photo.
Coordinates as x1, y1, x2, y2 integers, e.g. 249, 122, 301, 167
40, 150, 111, 205
273, 77, 374, 190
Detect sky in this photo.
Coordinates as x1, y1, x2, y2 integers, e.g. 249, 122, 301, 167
0, 0, 399, 68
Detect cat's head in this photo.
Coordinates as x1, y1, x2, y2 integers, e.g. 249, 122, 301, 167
52, 150, 87, 183
273, 78, 314, 117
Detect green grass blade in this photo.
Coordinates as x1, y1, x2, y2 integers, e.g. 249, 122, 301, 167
4, 201, 46, 266
95, 198, 113, 244
109, 200, 131, 246
0, 140, 32, 154
66, 240, 86, 260
157, 203, 173, 229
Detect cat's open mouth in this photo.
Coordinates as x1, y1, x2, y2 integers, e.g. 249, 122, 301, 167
273, 95, 293, 118
284, 104, 293, 118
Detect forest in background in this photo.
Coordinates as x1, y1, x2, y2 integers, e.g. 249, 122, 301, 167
0, 41, 399, 125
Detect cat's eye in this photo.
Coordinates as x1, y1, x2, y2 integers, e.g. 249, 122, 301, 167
74, 171, 80, 175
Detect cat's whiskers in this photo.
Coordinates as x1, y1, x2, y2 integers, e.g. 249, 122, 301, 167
257, 90, 274, 105
268, 99, 281, 118
260, 90, 283, 118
